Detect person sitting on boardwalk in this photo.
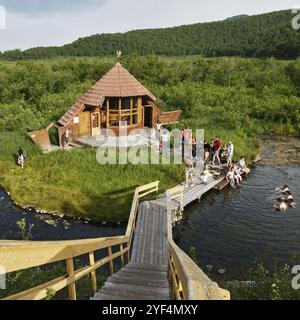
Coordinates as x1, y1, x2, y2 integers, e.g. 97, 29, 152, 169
275, 198, 288, 212
212, 137, 221, 166
233, 163, 243, 186
238, 156, 250, 176
227, 141, 234, 167
200, 165, 213, 183
226, 167, 236, 188
185, 159, 195, 188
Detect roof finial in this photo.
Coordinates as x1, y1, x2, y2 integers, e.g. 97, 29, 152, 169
116, 50, 122, 60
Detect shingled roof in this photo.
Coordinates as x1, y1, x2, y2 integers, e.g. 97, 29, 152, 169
58, 62, 156, 127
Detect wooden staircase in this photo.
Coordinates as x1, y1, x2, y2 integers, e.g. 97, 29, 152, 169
91, 201, 170, 300
0, 181, 230, 301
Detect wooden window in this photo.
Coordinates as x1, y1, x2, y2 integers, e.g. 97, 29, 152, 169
122, 97, 131, 110
109, 97, 119, 110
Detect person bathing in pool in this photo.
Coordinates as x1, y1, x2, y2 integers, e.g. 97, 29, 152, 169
274, 198, 287, 212
285, 191, 296, 208
275, 185, 290, 194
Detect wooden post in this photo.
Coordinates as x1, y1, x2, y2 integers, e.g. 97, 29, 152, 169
108, 247, 114, 275
89, 252, 97, 293
119, 97, 122, 124
66, 258, 76, 300
127, 242, 131, 262
120, 244, 125, 267
106, 99, 110, 129
130, 98, 133, 128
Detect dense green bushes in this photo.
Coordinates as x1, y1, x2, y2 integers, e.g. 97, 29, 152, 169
1, 55, 300, 137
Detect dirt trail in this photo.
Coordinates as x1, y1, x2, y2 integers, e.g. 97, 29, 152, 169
260, 135, 300, 165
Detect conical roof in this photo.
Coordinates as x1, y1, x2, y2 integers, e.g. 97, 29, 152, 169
89, 62, 156, 100
58, 62, 156, 127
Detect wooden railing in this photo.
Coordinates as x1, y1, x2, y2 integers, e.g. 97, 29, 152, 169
0, 181, 159, 300
166, 200, 230, 300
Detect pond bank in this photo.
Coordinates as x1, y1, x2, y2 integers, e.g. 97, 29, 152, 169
0, 189, 125, 241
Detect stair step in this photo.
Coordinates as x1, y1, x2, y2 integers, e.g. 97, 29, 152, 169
126, 262, 168, 273
108, 272, 169, 288
101, 282, 170, 299
122, 267, 167, 280
91, 292, 134, 301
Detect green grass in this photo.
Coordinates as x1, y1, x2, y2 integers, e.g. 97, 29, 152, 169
0, 132, 185, 222
0, 131, 260, 222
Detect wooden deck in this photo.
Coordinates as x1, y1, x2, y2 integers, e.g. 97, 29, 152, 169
91, 166, 228, 300
91, 201, 169, 300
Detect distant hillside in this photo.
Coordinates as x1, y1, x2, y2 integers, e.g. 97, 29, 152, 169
1, 10, 299, 60
225, 14, 249, 20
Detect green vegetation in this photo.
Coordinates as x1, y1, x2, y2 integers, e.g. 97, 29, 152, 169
1, 54, 300, 220
188, 247, 300, 300
1, 10, 299, 60
222, 262, 300, 300
0, 132, 184, 221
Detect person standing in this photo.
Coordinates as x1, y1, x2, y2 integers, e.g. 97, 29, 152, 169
161, 129, 169, 156
227, 141, 234, 166
213, 137, 221, 165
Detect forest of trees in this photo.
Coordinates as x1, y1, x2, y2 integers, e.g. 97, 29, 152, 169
1, 10, 300, 60
1, 55, 300, 136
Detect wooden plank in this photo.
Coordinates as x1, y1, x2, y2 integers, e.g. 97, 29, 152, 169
89, 252, 97, 293
66, 258, 76, 300
0, 236, 129, 273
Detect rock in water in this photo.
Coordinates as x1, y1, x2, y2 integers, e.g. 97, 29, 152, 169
218, 269, 226, 275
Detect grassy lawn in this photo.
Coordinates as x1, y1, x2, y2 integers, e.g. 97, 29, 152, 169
0, 131, 260, 222
0, 132, 185, 222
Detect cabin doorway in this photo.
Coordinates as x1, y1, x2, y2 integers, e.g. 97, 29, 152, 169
144, 106, 153, 128
91, 112, 100, 137
79, 112, 91, 136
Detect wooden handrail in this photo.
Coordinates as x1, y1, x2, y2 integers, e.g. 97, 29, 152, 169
0, 181, 160, 300
166, 206, 230, 300
0, 180, 229, 300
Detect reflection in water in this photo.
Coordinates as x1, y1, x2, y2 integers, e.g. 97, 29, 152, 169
0, 189, 125, 241
174, 165, 300, 279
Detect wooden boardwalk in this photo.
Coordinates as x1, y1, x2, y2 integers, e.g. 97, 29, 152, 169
91, 201, 170, 300
91, 165, 228, 300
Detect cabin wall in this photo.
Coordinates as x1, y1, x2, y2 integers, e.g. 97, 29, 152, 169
28, 129, 51, 151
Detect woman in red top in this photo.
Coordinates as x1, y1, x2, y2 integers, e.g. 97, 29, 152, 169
213, 137, 221, 165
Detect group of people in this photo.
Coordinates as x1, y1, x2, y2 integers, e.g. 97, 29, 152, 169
274, 185, 296, 212
226, 157, 251, 187
204, 138, 235, 167
17, 146, 26, 169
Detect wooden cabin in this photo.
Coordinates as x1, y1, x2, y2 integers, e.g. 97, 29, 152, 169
56, 62, 181, 145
